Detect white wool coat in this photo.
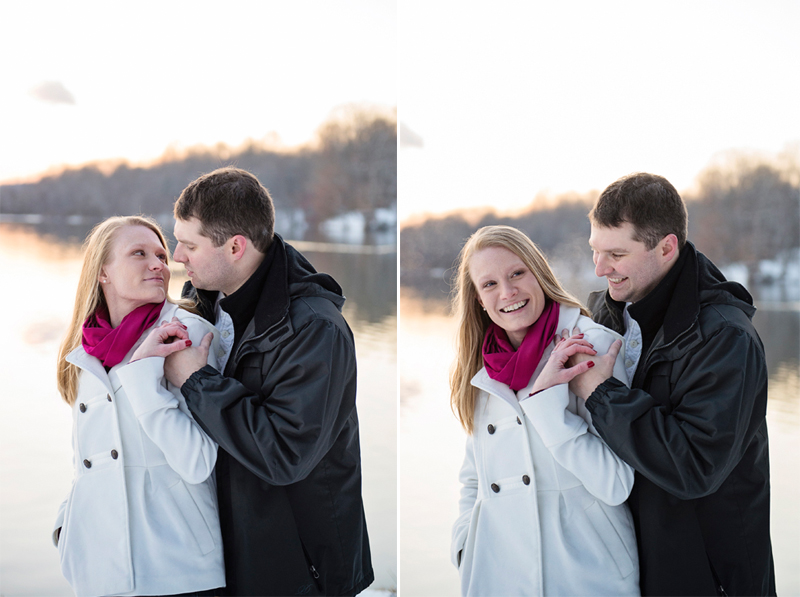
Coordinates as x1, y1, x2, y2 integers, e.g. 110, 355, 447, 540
53, 302, 225, 597
451, 306, 640, 596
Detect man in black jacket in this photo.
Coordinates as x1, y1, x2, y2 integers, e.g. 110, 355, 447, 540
162, 167, 373, 596
568, 173, 775, 596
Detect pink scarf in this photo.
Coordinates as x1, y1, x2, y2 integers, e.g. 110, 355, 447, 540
482, 300, 560, 391
82, 301, 165, 368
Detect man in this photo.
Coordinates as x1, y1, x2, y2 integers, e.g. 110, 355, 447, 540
569, 173, 775, 596
164, 167, 373, 596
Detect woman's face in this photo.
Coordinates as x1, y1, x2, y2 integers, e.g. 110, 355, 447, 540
469, 245, 546, 350
100, 225, 170, 324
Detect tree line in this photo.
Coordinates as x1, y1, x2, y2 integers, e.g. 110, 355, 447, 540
0, 105, 397, 241
401, 153, 800, 301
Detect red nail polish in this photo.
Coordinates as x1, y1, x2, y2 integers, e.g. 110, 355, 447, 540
186, 340, 192, 347
588, 361, 595, 368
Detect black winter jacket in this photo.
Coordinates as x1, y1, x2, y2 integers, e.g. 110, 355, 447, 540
181, 235, 373, 596
586, 243, 775, 596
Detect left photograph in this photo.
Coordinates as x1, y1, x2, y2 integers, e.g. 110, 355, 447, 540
0, 2, 397, 596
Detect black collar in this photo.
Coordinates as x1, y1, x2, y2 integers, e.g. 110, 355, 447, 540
628, 244, 692, 342
219, 237, 288, 342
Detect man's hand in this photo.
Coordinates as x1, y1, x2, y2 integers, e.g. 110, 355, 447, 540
164, 332, 214, 389
568, 336, 622, 401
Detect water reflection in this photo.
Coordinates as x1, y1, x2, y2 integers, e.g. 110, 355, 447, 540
399, 291, 800, 597
0, 225, 397, 596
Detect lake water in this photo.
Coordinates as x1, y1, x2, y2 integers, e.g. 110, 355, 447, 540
399, 290, 800, 597
0, 225, 397, 596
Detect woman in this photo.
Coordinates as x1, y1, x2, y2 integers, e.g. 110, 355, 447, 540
53, 215, 225, 597
450, 225, 639, 596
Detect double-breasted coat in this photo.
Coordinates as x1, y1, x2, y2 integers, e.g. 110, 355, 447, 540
53, 302, 225, 597
451, 306, 640, 596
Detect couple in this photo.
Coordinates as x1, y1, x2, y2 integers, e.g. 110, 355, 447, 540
451, 173, 775, 596
53, 168, 373, 597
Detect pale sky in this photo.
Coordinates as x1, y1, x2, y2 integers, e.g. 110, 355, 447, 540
398, 1, 800, 223
0, 0, 396, 183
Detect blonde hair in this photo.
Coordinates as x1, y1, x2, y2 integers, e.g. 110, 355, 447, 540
56, 215, 193, 405
449, 225, 590, 433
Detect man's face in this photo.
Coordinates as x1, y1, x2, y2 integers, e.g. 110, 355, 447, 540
589, 222, 672, 303
173, 217, 233, 294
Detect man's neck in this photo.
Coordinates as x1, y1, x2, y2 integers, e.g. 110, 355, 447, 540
222, 252, 266, 297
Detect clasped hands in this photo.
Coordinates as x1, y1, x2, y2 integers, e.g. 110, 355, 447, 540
529, 328, 621, 400
130, 317, 214, 388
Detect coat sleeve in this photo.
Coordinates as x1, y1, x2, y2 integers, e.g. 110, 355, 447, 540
52, 489, 70, 546
116, 316, 220, 485
451, 435, 477, 569
181, 318, 357, 486
521, 326, 634, 506
585, 324, 767, 500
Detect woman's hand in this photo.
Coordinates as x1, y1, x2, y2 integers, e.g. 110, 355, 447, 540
528, 329, 597, 396
130, 317, 192, 362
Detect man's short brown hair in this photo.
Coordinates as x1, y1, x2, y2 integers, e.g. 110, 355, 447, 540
174, 167, 275, 253
590, 172, 688, 250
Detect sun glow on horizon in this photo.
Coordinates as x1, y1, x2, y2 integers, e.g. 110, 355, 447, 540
0, 0, 396, 185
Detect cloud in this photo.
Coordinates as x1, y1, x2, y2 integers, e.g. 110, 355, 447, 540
29, 81, 76, 105
399, 122, 424, 149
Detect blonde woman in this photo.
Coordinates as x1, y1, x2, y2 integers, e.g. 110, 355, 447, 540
54, 215, 224, 597
450, 225, 639, 596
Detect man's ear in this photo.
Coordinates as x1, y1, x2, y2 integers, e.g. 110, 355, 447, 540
228, 235, 249, 262
660, 233, 679, 262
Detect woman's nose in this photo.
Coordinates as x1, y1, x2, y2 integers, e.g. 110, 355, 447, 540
499, 280, 517, 299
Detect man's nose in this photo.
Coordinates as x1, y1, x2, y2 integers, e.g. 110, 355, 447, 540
173, 245, 186, 263
595, 254, 612, 277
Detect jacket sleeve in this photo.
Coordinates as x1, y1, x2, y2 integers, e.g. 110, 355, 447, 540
521, 326, 634, 506
116, 316, 220, 485
451, 435, 477, 569
181, 318, 357, 486
586, 324, 767, 500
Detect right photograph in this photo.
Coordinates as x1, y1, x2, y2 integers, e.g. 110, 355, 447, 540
398, 3, 800, 597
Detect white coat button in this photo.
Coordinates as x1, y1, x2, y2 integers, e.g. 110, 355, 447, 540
630, 339, 639, 348
79, 403, 87, 413
491, 483, 500, 493
522, 475, 531, 485
222, 330, 230, 338
111, 450, 119, 459
625, 359, 634, 368
107, 394, 112, 402
487, 424, 496, 435
83, 459, 91, 468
